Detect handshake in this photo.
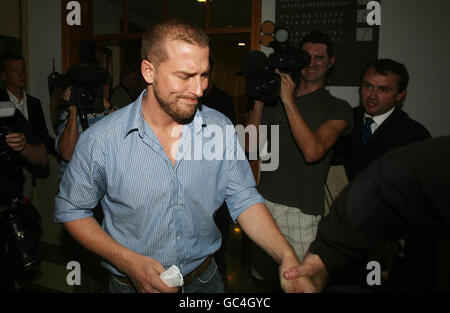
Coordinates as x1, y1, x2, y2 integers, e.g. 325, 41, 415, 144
280, 251, 328, 293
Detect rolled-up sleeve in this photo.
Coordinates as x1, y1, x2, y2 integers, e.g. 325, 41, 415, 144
54, 129, 106, 223
225, 131, 265, 222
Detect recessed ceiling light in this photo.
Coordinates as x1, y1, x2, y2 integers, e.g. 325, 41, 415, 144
238, 42, 246, 46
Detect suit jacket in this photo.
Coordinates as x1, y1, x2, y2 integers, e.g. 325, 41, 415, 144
0, 88, 57, 158
334, 105, 431, 180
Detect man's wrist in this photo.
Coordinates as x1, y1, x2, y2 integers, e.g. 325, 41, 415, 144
68, 105, 77, 113
280, 249, 301, 267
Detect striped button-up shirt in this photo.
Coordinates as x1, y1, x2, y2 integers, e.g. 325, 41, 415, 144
54, 90, 264, 276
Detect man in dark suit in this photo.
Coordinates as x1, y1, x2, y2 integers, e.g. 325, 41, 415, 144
334, 58, 430, 181
0, 54, 56, 156
0, 54, 57, 201
332, 58, 433, 292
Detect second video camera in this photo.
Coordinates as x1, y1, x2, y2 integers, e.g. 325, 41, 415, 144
51, 64, 109, 114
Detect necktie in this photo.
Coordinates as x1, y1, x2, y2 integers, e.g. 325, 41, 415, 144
362, 117, 374, 146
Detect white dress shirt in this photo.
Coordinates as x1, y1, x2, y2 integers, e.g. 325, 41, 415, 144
7, 89, 28, 120
364, 106, 395, 134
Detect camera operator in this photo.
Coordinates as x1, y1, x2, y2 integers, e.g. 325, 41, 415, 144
1, 107, 48, 290
247, 31, 353, 281
56, 83, 113, 170
54, 41, 114, 179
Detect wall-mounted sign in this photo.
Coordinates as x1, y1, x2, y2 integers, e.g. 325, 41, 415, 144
276, 0, 380, 86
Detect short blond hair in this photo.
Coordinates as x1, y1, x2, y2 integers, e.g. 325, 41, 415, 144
141, 19, 209, 67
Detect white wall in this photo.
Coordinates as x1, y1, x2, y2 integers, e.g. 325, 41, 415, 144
378, 0, 450, 137
262, 0, 450, 137
27, 0, 62, 137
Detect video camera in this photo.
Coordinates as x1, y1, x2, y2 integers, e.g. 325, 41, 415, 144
243, 21, 311, 104
49, 64, 108, 114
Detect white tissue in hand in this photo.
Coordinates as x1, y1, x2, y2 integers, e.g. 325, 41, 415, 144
159, 265, 184, 287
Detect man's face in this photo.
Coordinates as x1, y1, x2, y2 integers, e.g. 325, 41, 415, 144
151, 40, 210, 123
300, 42, 334, 84
0, 59, 27, 90
360, 67, 406, 116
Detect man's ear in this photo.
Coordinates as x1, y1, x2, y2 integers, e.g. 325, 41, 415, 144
396, 90, 406, 103
141, 59, 155, 85
328, 56, 335, 68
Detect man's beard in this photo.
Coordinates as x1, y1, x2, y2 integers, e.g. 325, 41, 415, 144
153, 84, 198, 124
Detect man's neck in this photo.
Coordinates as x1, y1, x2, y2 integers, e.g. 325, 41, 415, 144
6, 85, 25, 101
295, 80, 324, 97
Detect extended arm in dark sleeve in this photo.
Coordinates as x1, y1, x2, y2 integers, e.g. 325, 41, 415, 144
310, 136, 450, 272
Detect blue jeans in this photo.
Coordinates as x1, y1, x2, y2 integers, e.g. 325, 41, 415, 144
107, 258, 224, 293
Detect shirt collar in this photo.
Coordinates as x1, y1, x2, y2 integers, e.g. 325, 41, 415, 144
124, 89, 204, 138
7, 89, 27, 105
364, 106, 395, 127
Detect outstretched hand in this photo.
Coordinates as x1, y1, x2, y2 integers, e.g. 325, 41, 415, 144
281, 251, 329, 293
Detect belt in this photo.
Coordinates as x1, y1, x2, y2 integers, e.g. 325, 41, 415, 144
183, 256, 212, 285
113, 256, 212, 288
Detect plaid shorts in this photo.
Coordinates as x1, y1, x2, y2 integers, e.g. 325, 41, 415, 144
265, 199, 321, 261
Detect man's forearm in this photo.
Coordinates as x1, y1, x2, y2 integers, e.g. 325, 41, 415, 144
283, 99, 348, 163
237, 203, 297, 264
247, 101, 264, 128
245, 101, 264, 154
282, 99, 328, 162
63, 217, 135, 274
63, 216, 178, 293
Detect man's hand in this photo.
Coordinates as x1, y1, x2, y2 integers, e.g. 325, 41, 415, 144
6, 132, 27, 152
281, 251, 329, 293
122, 252, 179, 293
276, 69, 296, 107
278, 253, 303, 293
6, 132, 48, 166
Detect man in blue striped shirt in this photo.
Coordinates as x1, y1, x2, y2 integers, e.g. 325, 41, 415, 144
54, 19, 304, 293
